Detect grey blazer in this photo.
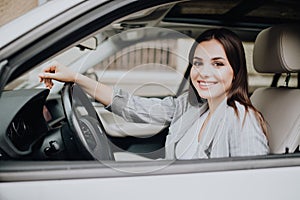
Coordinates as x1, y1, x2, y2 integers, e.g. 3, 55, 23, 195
106, 88, 269, 159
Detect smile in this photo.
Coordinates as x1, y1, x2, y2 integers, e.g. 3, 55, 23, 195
197, 80, 217, 88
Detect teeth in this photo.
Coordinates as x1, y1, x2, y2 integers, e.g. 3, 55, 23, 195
199, 81, 214, 86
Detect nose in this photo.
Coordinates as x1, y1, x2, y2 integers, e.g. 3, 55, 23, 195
198, 63, 212, 78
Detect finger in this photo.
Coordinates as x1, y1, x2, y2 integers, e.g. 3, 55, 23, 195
44, 78, 53, 89
42, 63, 57, 73
42, 65, 52, 73
49, 79, 54, 87
44, 78, 49, 87
38, 72, 55, 79
49, 65, 57, 73
38, 74, 46, 82
46, 78, 53, 86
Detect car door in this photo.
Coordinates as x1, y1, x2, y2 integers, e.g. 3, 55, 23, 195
1, 1, 300, 200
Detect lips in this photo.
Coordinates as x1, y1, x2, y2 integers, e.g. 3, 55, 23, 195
197, 80, 217, 89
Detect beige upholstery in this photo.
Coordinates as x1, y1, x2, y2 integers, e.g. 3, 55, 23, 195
251, 24, 300, 154
253, 24, 300, 73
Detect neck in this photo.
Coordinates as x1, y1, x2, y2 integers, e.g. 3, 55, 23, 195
207, 95, 226, 114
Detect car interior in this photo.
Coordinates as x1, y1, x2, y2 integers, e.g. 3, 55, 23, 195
251, 24, 300, 154
1, 0, 300, 164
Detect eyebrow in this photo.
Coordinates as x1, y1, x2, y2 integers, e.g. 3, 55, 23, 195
193, 56, 225, 60
212, 57, 225, 61
193, 56, 202, 60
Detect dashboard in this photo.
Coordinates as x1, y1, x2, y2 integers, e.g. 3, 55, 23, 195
0, 88, 105, 161
0, 89, 56, 159
0, 87, 166, 161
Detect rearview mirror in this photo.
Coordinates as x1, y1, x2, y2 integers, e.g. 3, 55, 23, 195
77, 37, 98, 51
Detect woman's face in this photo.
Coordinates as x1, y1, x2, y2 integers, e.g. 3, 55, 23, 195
190, 39, 234, 104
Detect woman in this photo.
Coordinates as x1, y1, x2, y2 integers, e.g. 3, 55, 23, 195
39, 28, 269, 159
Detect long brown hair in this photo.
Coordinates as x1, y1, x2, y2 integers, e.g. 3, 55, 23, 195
187, 28, 268, 136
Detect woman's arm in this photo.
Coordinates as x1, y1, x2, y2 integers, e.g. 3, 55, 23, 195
38, 61, 113, 106
74, 73, 113, 106
106, 88, 177, 125
39, 61, 179, 125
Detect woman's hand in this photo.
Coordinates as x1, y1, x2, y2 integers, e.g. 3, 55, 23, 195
38, 61, 77, 89
39, 60, 113, 105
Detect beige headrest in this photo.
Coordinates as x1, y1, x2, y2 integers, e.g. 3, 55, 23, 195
253, 24, 300, 73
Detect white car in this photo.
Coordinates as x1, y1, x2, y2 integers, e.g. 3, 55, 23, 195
1, 0, 300, 199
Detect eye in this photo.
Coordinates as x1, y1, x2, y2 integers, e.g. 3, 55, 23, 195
212, 61, 225, 67
193, 60, 203, 67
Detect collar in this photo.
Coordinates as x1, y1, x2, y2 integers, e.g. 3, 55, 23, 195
169, 102, 209, 143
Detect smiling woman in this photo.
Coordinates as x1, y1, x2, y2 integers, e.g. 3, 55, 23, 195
190, 39, 234, 106
187, 28, 269, 158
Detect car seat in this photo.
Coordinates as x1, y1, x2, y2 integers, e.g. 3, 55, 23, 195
250, 24, 300, 154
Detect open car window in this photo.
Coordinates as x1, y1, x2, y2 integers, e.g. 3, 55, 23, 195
1, 0, 300, 161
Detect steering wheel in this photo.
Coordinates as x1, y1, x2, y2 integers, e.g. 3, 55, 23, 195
61, 82, 114, 161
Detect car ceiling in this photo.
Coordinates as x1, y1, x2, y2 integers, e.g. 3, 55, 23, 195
116, 0, 300, 41
164, 0, 300, 26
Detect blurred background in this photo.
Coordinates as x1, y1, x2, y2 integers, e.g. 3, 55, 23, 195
0, 0, 48, 26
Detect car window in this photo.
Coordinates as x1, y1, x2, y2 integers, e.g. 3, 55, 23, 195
90, 37, 192, 97
2, 0, 300, 163
2, 3, 300, 200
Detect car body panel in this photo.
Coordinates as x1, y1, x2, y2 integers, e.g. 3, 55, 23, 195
1, 167, 300, 200
1, 158, 300, 200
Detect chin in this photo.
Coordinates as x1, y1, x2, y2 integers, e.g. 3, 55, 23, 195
198, 92, 211, 99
